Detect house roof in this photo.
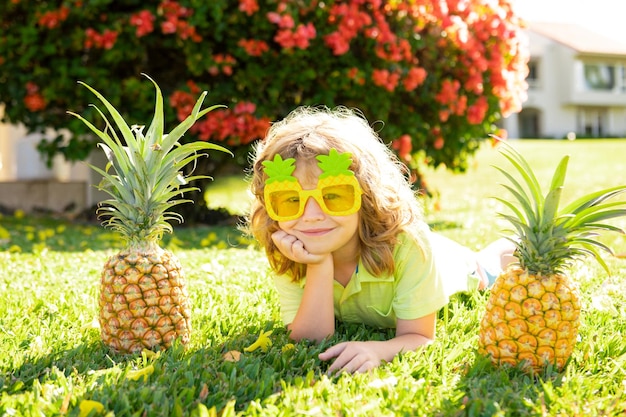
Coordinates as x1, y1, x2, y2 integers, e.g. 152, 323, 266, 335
528, 22, 626, 57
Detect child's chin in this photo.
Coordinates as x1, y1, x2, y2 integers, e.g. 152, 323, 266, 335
302, 244, 331, 256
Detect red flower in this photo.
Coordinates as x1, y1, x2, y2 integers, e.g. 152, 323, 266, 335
266, 12, 294, 29
161, 20, 177, 34
435, 79, 460, 105
25, 81, 39, 94
293, 23, 316, 49
372, 69, 399, 92
234, 101, 256, 114
273, 23, 316, 50
238, 0, 259, 16
37, 6, 70, 29
467, 96, 488, 125
25, 92, 46, 112
129, 10, 155, 37
238, 39, 269, 57
83, 28, 118, 49
324, 32, 350, 55
403, 67, 427, 91
433, 136, 445, 150
392, 134, 412, 161
100, 30, 118, 49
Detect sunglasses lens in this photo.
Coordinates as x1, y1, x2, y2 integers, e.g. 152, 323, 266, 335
269, 190, 301, 218
321, 184, 357, 213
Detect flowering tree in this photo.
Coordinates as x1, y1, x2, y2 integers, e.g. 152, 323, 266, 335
0, 0, 528, 218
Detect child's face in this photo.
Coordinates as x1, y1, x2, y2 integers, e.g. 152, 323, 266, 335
276, 161, 360, 256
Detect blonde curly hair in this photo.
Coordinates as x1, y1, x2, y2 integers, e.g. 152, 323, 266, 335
247, 106, 429, 281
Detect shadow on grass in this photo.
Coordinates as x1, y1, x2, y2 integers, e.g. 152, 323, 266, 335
0, 321, 335, 415
432, 349, 568, 416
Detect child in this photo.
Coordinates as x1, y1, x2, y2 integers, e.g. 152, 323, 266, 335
247, 106, 515, 374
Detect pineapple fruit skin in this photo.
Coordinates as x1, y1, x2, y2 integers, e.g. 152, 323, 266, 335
478, 266, 581, 372
99, 246, 191, 354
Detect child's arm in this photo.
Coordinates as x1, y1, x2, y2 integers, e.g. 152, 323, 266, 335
271, 230, 337, 342
318, 313, 436, 374
287, 256, 336, 341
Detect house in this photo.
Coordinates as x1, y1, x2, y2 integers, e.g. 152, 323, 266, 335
503, 22, 626, 139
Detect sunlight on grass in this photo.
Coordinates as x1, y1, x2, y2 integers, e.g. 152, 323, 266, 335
204, 176, 252, 216
424, 139, 626, 252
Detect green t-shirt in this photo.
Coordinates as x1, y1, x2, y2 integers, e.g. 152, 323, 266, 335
272, 233, 449, 329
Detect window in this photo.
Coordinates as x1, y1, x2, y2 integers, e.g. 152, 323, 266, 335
527, 60, 539, 88
583, 64, 615, 90
577, 107, 608, 137
519, 108, 541, 138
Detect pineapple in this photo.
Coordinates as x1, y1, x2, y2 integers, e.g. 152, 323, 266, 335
69, 75, 229, 353
478, 140, 626, 372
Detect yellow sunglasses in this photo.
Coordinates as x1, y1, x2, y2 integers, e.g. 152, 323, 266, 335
262, 150, 363, 222
265, 177, 362, 221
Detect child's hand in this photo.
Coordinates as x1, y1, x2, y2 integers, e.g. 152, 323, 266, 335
271, 230, 329, 265
319, 341, 385, 374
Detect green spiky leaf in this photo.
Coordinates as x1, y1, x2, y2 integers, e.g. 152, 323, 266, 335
68, 74, 232, 246
493, 138, 626, 275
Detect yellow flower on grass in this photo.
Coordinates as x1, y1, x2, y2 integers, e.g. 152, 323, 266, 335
14, 209, 24, 219
201, 232, 218, 247
282, 343, 295, 353
126, 364, 155, 381
141, 349, 161, 360
78, 400, 104, 417
244, 330, 273, 352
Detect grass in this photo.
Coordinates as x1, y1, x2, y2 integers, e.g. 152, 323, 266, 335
1, 139, 626, 416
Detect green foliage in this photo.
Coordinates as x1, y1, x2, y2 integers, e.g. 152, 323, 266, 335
0, 0, 528, 176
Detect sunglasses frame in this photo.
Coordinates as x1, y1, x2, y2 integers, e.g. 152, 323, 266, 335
264, 175, 362, 221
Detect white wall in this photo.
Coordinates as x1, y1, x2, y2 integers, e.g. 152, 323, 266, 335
0, 106, 91, 183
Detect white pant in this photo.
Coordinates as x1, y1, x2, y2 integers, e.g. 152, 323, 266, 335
428, 231, 482, 296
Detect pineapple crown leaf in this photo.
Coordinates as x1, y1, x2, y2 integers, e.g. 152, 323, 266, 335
541, 155, 569, 222
262, 154, 297, 184
492, 136, 626, 275
69, 74, 232, 243
316, 148, 355, 179
493, 181, 538, 226
495, 144, 569, 231
496, 141, 545, 214
561, 185, 626, 215
569, 240, 611, 273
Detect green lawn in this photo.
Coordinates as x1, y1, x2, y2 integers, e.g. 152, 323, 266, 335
1, 139, 626, 416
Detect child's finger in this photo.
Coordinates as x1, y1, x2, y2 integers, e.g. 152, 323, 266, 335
319, 342, 346, 360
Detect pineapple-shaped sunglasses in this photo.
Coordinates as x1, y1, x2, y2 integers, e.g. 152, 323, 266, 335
262, 148, 363, 221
